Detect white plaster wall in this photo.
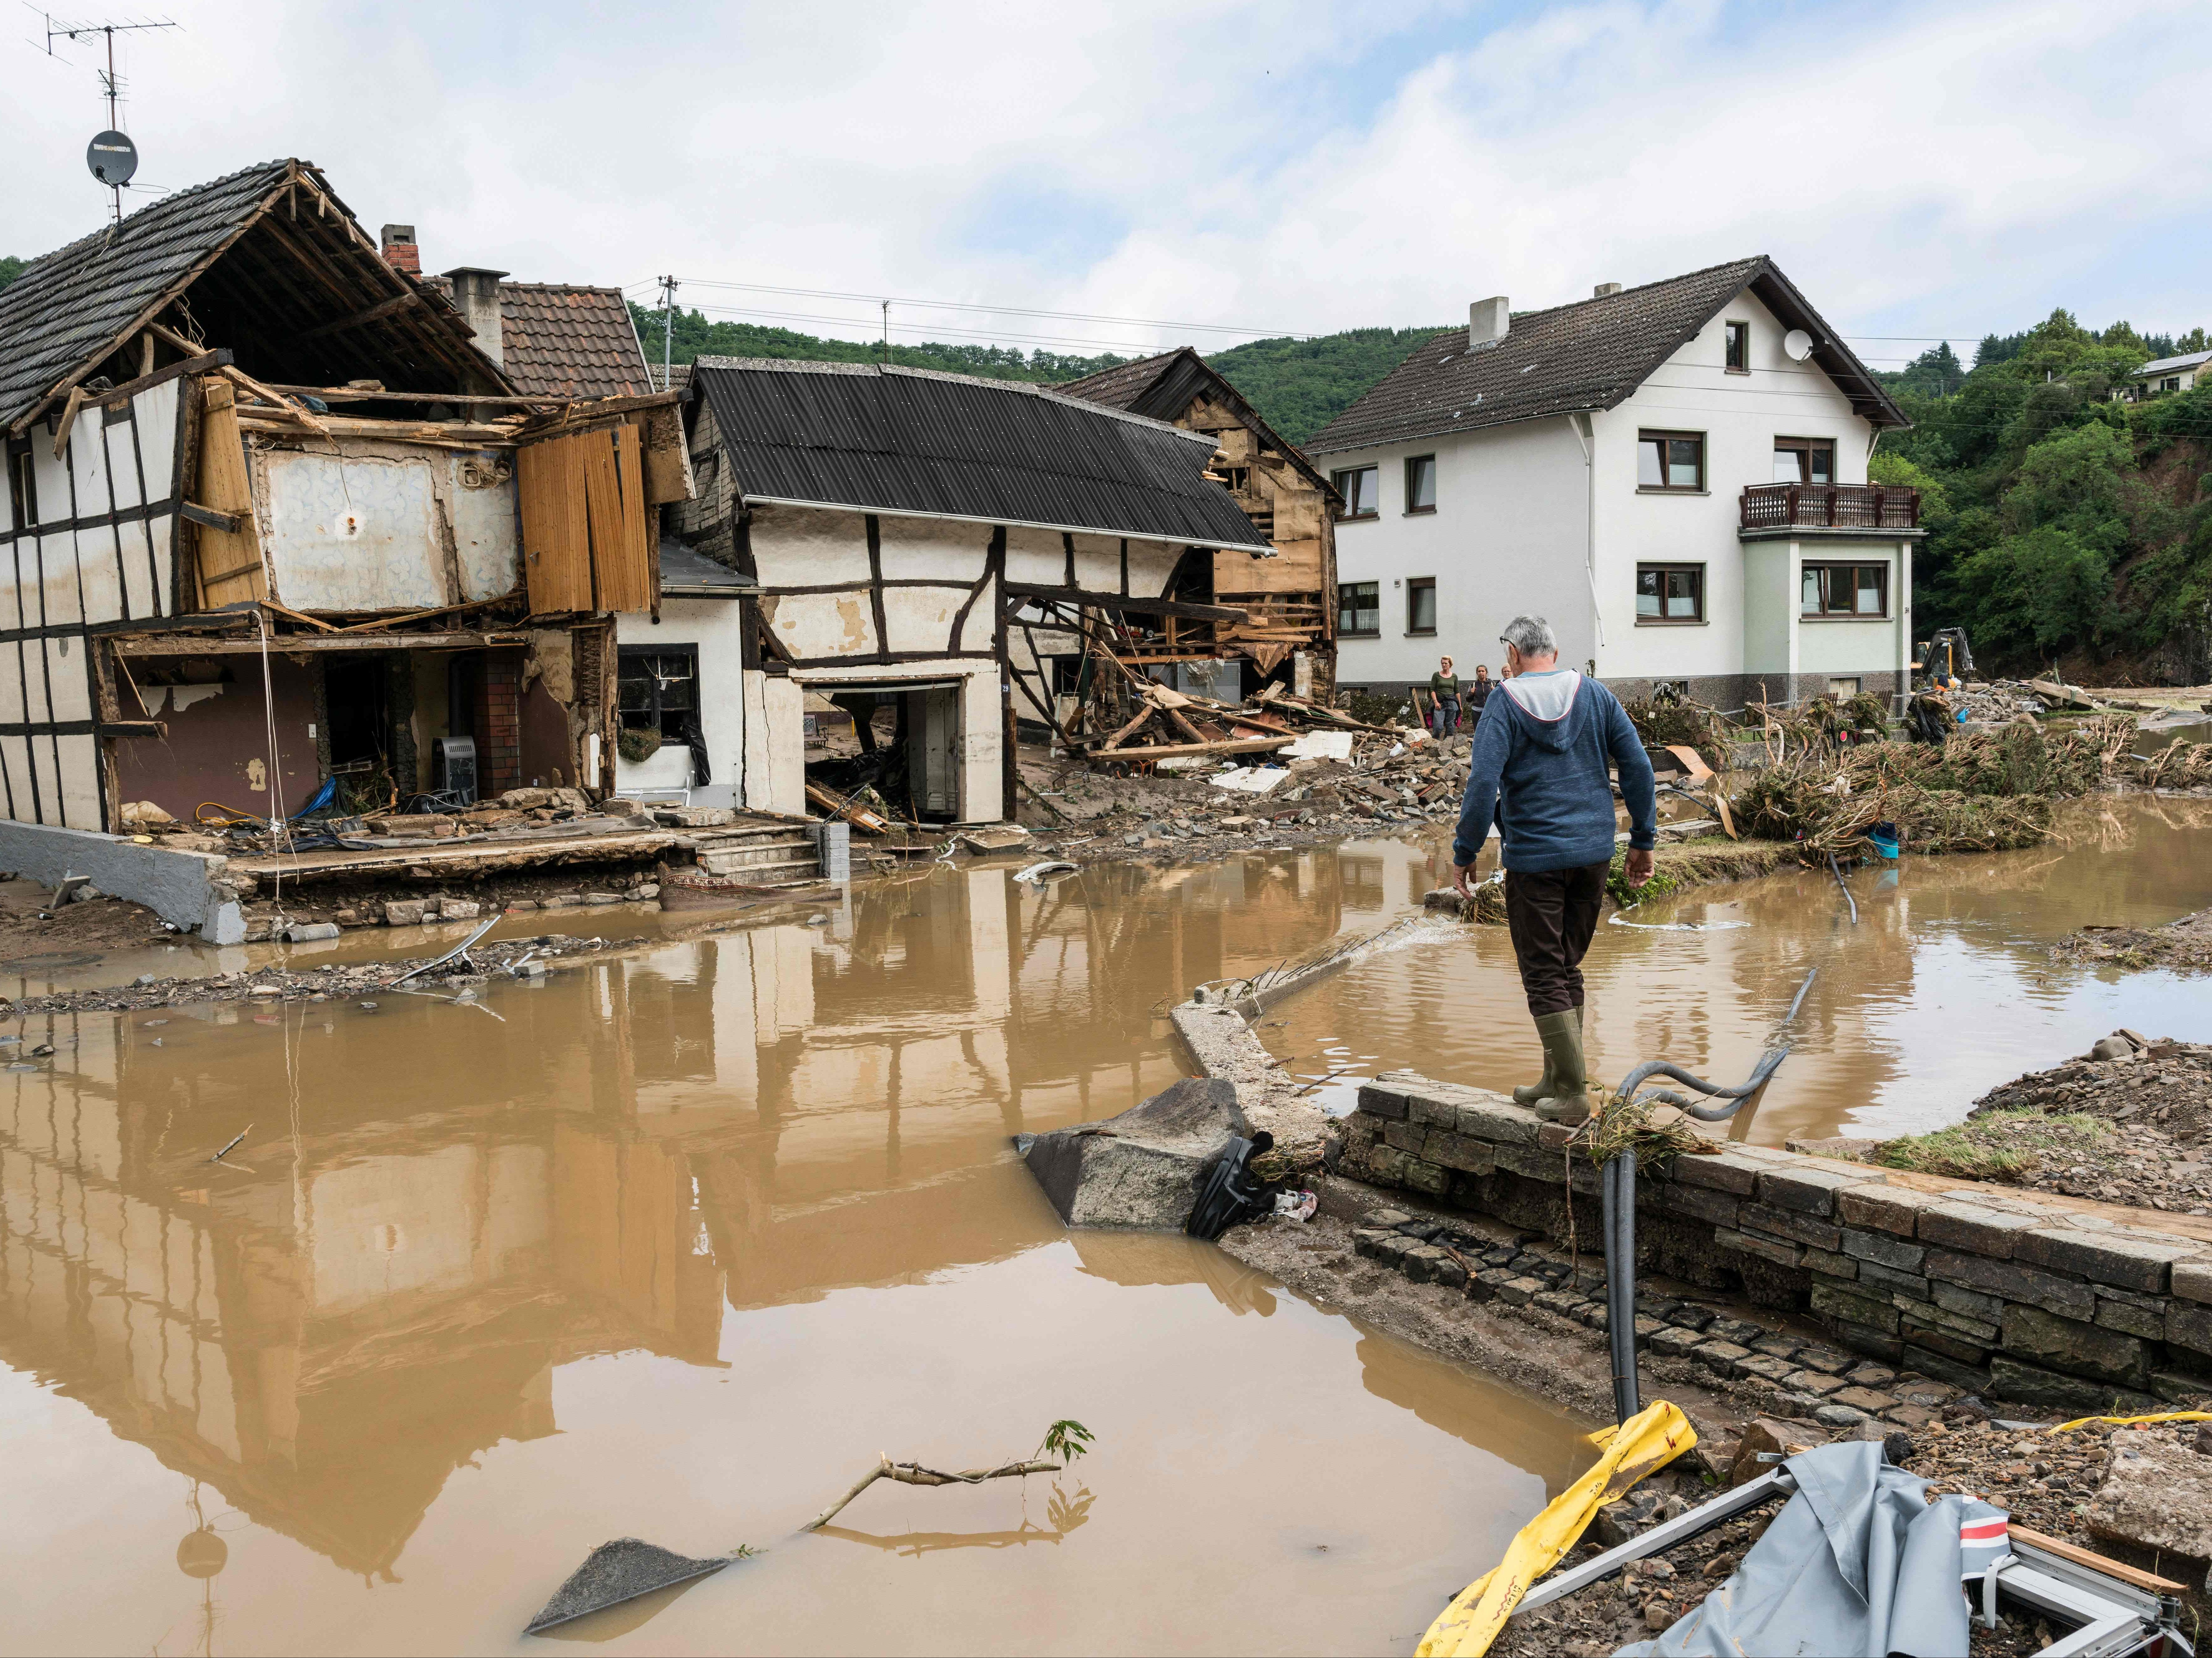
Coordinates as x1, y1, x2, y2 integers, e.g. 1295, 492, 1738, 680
751, 503, 872, 586
1326, 417, 1591, 684
1595, 289, 1870, 683
258, 450, 451, 611
879, 514, 994, 581
616, 597, 749, 809
741, 670, 807, 815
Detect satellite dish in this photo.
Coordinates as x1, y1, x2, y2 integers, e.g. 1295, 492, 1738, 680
1782, 328, 1814, 362
87, 131, 138, 188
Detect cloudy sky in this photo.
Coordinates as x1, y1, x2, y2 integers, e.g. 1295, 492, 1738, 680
8, 1, 2209, 367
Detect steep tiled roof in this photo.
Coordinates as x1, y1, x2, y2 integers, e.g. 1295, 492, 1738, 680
1309, 257, 1905, 454
692, 357, 1273, 551
1059, 347, 1340, 502
0, 159, 292, 430
500, 284, 652, 398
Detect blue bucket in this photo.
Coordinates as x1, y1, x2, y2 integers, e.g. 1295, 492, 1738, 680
1868, 820, 1900, 861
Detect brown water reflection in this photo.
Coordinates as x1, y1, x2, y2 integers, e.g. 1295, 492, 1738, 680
0, 849, 1588, 1657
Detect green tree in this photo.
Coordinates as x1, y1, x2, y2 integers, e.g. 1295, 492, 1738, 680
0, 256, 25, 291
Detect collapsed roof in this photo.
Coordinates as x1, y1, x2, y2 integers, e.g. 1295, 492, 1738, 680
0, 157, 508, 433
1309, 256, 1906, 455
690, 358, 1274, 552
1058, 347, 1341, 503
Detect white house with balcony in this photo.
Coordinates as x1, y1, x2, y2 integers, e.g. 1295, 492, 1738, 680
1310, 257, 1920, 709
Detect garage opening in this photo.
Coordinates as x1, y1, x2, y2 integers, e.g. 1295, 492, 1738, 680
803, 678, 963, 824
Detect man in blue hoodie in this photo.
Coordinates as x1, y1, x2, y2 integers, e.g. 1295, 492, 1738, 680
1452, 616, 1657, 1125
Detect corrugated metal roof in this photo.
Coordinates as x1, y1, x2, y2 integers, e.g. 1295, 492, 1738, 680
2138, 349, 2212, 375
1309, 256, 1905, 454
692, 358, 1274, 551
658, 538, 751, 595
0, 159, 292, 430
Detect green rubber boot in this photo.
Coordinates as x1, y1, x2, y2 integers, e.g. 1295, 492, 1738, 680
1532, 1008, 1593, 1126
1512, 1002, 1582, 1105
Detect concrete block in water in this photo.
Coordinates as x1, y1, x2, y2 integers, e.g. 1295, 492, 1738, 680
525, 1538, 729, 1635
1019, 1077, 1248, 1230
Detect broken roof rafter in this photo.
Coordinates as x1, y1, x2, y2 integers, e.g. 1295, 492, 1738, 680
0, 156, 510, 435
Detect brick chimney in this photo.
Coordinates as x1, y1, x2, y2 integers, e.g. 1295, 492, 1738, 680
1469, 295, 1510, 348
380, 224, 420, 275
442, 267, 510, 370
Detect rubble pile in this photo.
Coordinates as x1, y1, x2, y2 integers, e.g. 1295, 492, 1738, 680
123, 786, 635, 857
1908, 1032, 2212, 1214
2055, 906, 2212, 972
1075, 678, 1418, 769
0, 933, 612, 1020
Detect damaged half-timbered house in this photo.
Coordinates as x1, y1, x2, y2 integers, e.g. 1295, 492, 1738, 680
655, 357, 1274, 824
0, 158, 821, 938
1059, 348, 1341, 700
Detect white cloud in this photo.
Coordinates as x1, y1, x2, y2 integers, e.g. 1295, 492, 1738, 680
5, 0, 2208, 362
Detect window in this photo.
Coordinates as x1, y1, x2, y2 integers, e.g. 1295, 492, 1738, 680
1407, 578, 1437, 634
1332, 465, 1379, 519
1404, 454, 1437, 513
1337, 581, 1380, 636
1637, 430, 1705, 491
8, 449, 34, 529
1801, 563, 1888, 618
617, 647, 700, 739
1828, 677, 1862, 696
1725, 321, 1749, 373
1773, 437, 1835, 485
1635, 563, 1705, 624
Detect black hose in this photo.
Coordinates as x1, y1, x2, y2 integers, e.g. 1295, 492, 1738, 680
1616, 1049, 1789, 1121
1827, 852, 1859, 925
1603, 1149, 1641, 1424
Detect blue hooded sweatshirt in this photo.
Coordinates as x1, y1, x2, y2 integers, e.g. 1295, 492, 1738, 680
1452, 669, 1658, 872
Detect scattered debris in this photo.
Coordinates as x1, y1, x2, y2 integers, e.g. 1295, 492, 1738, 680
386, 913, 503, 986
209, 1125, 251, 1163
524, 1538, 743, 1637
1012, 860, 1080, 885
1019, 1077, 1257, 1229
2056, 905, 2212, 972
805, 1420, 1093, 1531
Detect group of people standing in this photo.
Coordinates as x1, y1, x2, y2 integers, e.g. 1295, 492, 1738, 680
1424, 656, 1491, 738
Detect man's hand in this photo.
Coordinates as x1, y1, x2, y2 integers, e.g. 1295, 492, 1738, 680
1625, 847, 1655, 888
1453, 861, 1479, 899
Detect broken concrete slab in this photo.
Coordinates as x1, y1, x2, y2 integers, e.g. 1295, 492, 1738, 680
2085, 1428, 2212, 1585
0, 817, 245, 942
1018, 1077, 1249, 1229
524, 1537, 731, 1635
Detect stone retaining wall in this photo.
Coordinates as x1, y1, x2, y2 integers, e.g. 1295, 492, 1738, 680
1343, 1071, 2212, 1415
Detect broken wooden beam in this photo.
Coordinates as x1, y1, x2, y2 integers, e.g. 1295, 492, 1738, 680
1095, 736, 1292, 761
805, 781, 889, 835
1004, 582, 1250, 624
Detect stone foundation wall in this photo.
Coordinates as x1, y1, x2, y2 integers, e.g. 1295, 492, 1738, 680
1343, 1071, 2212, 1415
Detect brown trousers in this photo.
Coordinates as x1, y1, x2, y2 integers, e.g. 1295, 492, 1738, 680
1502, 861, 1609, 1017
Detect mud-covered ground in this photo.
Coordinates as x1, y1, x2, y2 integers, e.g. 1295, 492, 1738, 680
1856, 1035, 2212, 1215
2055, 905, 2212, 972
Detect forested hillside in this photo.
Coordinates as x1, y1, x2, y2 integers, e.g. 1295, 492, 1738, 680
1874, 311, 2212, 683
627, 301, 1440, 445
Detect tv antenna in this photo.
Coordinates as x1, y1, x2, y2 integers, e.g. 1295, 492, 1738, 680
28, 11, 181, 223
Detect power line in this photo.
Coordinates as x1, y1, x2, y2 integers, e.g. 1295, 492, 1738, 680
653, 276, 1318, 340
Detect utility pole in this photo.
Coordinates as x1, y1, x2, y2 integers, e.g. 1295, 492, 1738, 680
34, 14, 181, 225
881, 299, 890, 367
657, 274, 678, 391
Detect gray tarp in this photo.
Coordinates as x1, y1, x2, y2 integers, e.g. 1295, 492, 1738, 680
1618, 1441, 2006, 1658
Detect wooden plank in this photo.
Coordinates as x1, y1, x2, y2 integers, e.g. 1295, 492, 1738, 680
638, 403, 695, 505
516, 430, 594, 613
605, 421, 656, 611
805, 781, 888, 835
2007, 1525, 2188, 1595
194, 379, 268, 608
292, 288, 424, 342
1003, 581, 1249, 623
113, 630, 533, 656
579, 425, 651, 613
1096, 736, 1291, 761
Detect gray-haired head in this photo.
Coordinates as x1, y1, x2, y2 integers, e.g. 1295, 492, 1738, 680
1498, 615, 1557, 657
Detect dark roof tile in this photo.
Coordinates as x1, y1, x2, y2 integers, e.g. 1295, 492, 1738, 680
0, 159, 294, 429
692, 358, 1271, 551
1059, 347, 1339, 501
1309, 257, 1903, 453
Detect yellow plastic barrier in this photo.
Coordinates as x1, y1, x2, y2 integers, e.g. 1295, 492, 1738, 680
1418, 1399, 1698, 1658
2047, 1410, 2212, 1434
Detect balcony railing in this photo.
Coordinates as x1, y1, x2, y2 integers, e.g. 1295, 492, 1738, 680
1739, 482, 1920, 532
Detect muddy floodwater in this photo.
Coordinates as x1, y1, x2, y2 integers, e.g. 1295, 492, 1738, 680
3, 797, 2209, 1655
0, 856, 1591, 1657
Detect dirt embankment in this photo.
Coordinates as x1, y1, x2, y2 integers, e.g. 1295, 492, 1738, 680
2055, 906, 2212, 972
1822, 1032, 2212, 1217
